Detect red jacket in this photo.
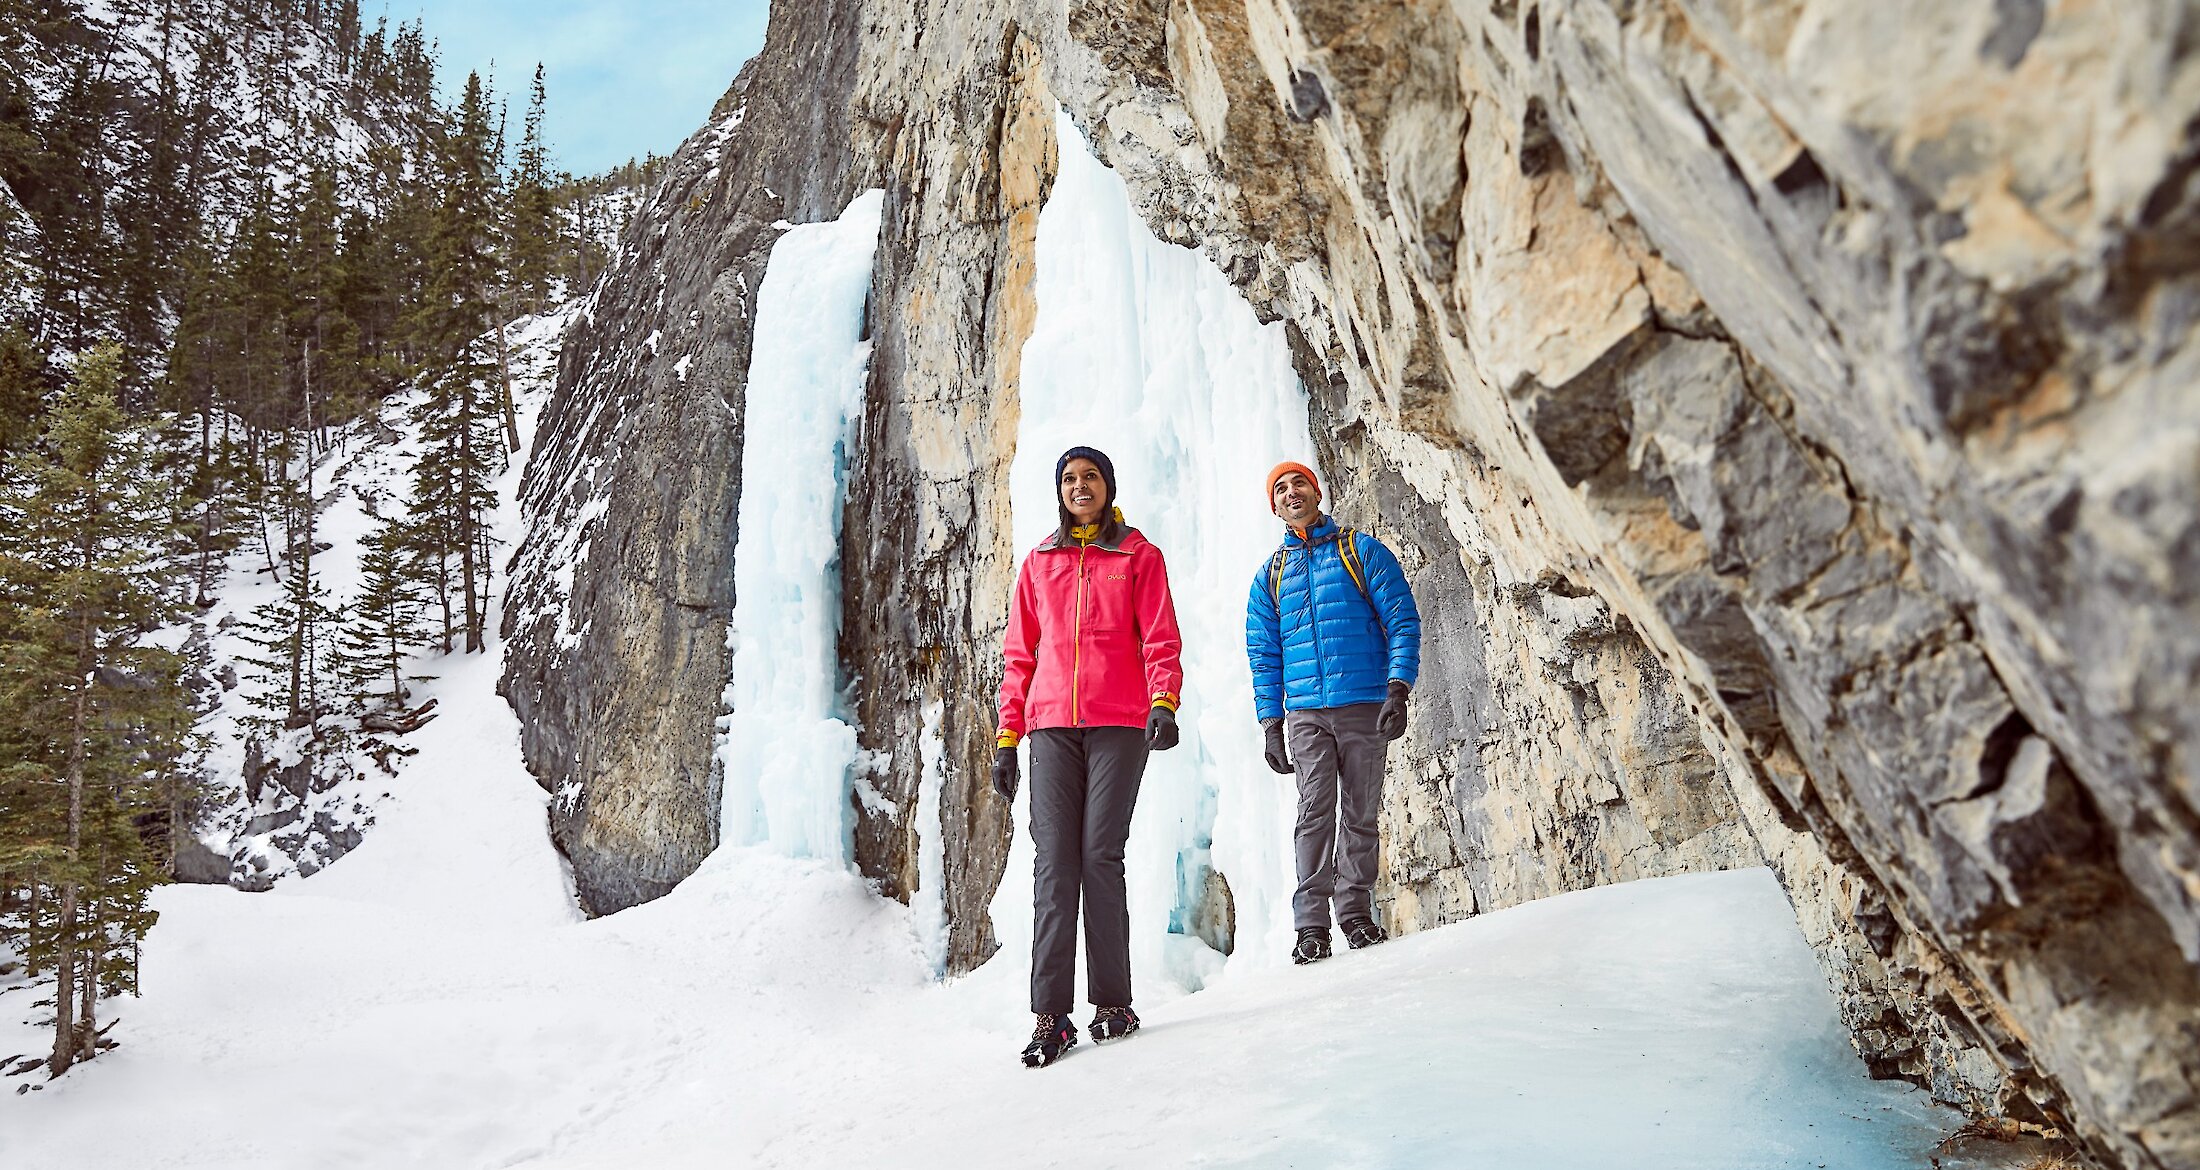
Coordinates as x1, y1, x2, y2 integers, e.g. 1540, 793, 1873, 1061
998, 522, 1185, 743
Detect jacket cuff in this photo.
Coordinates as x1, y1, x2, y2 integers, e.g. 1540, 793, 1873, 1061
997, 728, 1021, 748
1150, 692, 1179, 713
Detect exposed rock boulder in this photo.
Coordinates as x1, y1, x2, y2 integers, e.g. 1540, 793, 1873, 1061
170, 834, 233, 886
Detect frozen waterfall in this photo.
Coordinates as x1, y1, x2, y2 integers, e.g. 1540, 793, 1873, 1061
715, 188, 887, 863
988, 112, 1321, 993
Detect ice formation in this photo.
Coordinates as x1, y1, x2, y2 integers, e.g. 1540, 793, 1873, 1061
988, 112, 1320, 993
715, 188, 887, 862
913, 701, 950, 977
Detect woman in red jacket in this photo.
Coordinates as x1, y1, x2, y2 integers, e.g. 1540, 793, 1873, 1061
993, 445, 1185, 1068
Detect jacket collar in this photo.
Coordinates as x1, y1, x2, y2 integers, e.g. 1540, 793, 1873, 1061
1283, 514, 1340, 548
1040, 508, 1137, 553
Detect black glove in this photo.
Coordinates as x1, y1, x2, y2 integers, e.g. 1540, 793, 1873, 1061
1262, 717, 1292, 775
1146, 705, 1179, 751
1378, 680, 1411, 741
991, 745, 1019, 801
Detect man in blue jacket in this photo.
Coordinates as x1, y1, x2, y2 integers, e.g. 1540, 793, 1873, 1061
1246, 461, 1422, 964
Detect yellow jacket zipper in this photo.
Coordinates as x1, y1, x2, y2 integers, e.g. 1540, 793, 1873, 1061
1072, 542, 1088, 725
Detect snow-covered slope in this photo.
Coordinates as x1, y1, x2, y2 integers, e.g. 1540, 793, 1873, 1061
176, 307, 574, 886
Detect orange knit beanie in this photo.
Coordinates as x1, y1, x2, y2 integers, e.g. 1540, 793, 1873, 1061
1267, 461, 1320, 504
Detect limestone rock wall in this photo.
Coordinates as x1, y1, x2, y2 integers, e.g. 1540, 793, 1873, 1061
1310, 408, 1758, 930
836, 11, 1060, 972
1022, 1, 2200, 1165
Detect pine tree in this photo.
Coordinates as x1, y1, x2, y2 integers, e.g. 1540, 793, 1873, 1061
508, 64, 557, 313
142, 632, 213, 878
0, 324, 47, 456
409, 71, 507, 654
112, 2, 200, 374
381, 145, 441, 373
233, 428, 340, 731
228, 182, 292, 437
406, 374, 501, 653
333, 0, 361, 73
345, 143, 411, 368
390, 19, 433, 105
0, 344, 187, 1076
336, 514, 428, 710
32, 57, 119, 352
290, 165, 369, 427
71, 752, 167, 1006
160, 239, 251, 603
358, 16, 387, 88
559, 171, 617, 293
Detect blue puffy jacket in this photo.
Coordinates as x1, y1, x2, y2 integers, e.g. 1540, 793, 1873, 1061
1246, 516, 1421, 721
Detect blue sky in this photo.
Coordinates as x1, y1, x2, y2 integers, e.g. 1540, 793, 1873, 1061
400, 1, 771, 176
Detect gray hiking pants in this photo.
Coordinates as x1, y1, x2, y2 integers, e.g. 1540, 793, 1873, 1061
1028, 726, 1148, 1015
1287, 703, 1387, 930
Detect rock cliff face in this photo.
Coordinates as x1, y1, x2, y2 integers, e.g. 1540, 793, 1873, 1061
834, 9, 1059, 968
500, 1, 871, 914
504, 2, 2200, 1166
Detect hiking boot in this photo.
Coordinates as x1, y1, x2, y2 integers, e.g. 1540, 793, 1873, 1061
1342, 918, 1389, 950
1089, 1005, 1141, 1043
1021, 1013, 1078, 1068
1292, 926, 1331, 965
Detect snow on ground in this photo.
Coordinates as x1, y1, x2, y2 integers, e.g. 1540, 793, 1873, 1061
0, 841, 1974, 1169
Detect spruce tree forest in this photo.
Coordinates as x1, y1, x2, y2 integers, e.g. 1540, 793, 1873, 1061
0, 0, 648, 1076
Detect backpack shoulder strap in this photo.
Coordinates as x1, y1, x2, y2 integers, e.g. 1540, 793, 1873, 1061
1336, 527, 1371, 602
1338, 527, 1390, 640
1267, 547, 1287, 602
